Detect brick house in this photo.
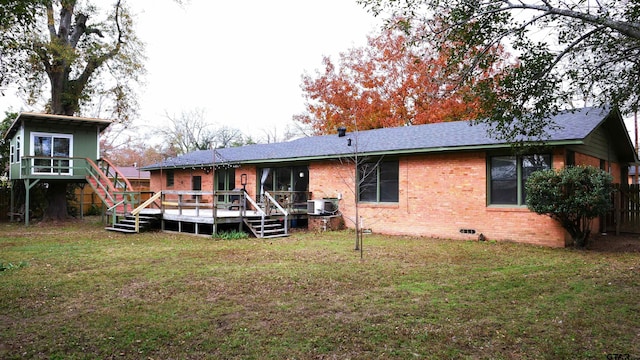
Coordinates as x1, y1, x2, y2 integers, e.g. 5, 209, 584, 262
143, 107, 637, 247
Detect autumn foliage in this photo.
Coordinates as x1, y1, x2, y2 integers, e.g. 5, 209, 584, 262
295, 22, 509, 134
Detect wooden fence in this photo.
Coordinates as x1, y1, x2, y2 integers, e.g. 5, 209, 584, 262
605, 184, 640, 234
0, 187, 9, 220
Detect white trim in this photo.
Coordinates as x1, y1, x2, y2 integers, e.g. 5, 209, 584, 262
30, 131, 74, 176
96, 126, 100, 159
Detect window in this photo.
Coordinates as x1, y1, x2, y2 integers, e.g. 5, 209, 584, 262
258, 166, 309, 194
31, 133, 72, 174
358, 160, 399, 203
216, 168, 236, 203
15, 135, 20, 164
489, 154, 551, 205
166, 170, 174, 187
10, 145, 14, 164
566, 150, 575, 166
192, 176, 202, 191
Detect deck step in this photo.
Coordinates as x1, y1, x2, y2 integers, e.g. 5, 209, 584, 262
261, 234, 289, 239
105, 226, 138, 234
105, 213, 162, 234
243, 216, 288, 239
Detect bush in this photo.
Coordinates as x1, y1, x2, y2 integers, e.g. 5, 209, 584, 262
525, 165, 614, 248
213, 230, 249, 240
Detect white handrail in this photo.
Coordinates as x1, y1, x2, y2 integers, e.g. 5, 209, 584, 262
265, 191, 288, 235
244, 193, 267, 217
244, 192, 267, 237
264, 191, 289, 216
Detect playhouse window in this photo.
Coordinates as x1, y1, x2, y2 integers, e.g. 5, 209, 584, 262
15, 135, 20, 163
489, 154, 551, 205
31, 133, 72, 174
358, 160, 399, 203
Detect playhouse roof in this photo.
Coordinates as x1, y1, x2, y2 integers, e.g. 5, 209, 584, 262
3, 112, 112, 140
143, 107, 637, 170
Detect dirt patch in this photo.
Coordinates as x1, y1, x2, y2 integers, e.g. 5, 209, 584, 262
587, 233, 640, 253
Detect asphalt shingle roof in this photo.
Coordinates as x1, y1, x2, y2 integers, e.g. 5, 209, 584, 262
143, 107, 614, 170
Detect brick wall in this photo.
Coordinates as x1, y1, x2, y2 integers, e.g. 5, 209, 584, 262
150, 166, 259, 202
147, 147, 623, 247
310, 152, 569, 247
237, 166, 257, 199
150, 167, 215, 202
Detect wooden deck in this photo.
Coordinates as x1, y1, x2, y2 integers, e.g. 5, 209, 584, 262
145, 208, 263, 224
131, 190, 311, 237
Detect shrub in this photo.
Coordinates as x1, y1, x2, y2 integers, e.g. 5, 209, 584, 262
525, 165, 614, 248
213, 230, 249, 240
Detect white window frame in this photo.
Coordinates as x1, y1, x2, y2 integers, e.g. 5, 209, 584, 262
30, 132, 74, 175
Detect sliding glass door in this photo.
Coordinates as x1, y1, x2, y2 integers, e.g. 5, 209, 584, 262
32, 133, 73, 174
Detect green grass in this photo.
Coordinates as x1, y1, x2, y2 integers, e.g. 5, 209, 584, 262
0, 221, 638, 359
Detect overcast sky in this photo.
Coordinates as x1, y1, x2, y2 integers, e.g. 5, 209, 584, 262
0, 1, 382, 141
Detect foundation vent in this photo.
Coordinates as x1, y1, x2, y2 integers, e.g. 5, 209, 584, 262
459, 229, 476, 235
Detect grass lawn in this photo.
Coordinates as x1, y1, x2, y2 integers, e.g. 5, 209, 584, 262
0, 220, 639, 359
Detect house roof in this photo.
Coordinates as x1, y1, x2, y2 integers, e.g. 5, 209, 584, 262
143, 107, 637, 170
115, 166, 150, 180
3, 112, 113, 140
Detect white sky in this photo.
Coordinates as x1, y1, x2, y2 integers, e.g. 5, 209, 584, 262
0, 0, 382, 141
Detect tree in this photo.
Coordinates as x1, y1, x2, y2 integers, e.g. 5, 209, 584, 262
525, 166, 614, 248
358, 0, 640, 141
216, 126, 246, 148
1, 0, 144, 120
159, 109, 216, 155
295, 22, 506, 134
1, 0, 145, 220
100, 137, 171, 168
159, 109, 249, 155
259, 123, 310, 144
338, 143, 384, 256
0, 112, 17, 177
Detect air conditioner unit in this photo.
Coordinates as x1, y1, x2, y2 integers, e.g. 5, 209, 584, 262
307, 199, 335, 215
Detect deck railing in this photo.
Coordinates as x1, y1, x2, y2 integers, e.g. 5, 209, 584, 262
264, 191, 288, 235
16, 156, 142, 220
160, 189, 251, 215
264, 191, 311, 214
20, 156, 86, 177
161, 190, 214, 216
86, 158, 142, 217
156, 190, 297, 237
130, 191, 163, 232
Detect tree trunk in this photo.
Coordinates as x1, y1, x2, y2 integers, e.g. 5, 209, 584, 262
43, 182, 69, 221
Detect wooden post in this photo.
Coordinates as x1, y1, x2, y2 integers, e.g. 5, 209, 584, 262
615, 190, 621, 236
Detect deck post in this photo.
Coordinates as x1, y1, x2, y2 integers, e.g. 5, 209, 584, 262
23, 179, 40, 226
79, 183, 85, 219
213, 191, 217, 236
9, 180, 15, 222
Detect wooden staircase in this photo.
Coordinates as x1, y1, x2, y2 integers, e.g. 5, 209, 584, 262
85, 158, 136, 216
242, 192, 290, 239
105, 212, 161, 233
243, 216, 288, 238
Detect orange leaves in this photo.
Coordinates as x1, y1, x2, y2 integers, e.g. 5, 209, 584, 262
296, 22, 508, 134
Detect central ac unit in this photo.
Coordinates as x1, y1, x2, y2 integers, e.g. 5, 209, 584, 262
307, 199, 335, 215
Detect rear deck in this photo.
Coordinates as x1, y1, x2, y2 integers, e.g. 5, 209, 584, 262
113, 190, 312, 237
